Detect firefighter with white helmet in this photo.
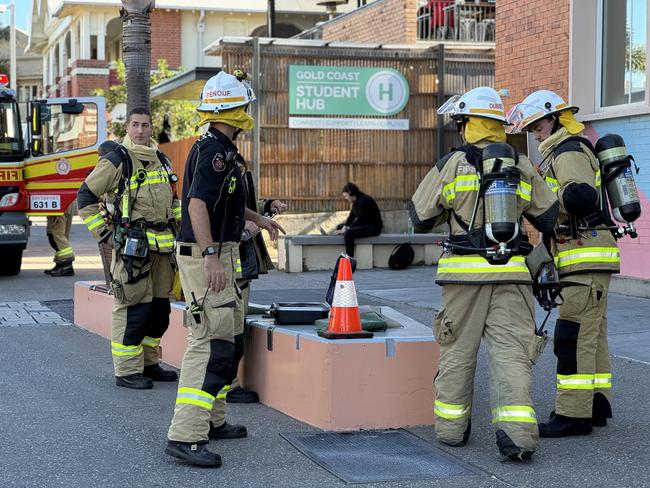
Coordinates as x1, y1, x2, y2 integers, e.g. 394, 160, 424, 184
165, 70, 284, 468
507, 90, 621, 437
409, 86, 559, 460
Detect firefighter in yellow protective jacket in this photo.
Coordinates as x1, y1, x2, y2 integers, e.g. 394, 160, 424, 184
409, 87, 559, 461
165, 71, 284, 468
77, 107, 181, 389
508, 90, 621, 437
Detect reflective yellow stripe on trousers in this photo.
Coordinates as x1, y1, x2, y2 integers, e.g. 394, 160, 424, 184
491, 405, 537, 424
111, 342, 143, 357
555, 247, 620, 268
175, 387, 216, 410
438, 256, 529, 274
55, 247, 74, 258
141, 336, 161, 348
557, 373, 595, 390
434, 400, 471, 419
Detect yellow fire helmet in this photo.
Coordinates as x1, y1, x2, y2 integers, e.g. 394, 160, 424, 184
437, 86, 507, 124
197, 70, 256, 113
506, 90, 578, 134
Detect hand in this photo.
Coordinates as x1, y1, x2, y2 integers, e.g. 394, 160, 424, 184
204, 255, 226, 293
244, 220, 261, 238
270, 200, 288, 214
256, 216, 285, 241
333, 226, 348, 235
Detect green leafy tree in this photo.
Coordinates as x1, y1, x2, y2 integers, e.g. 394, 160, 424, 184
94, 59, 197, 140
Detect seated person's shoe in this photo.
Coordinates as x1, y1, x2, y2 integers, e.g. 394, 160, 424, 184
165, 441, 222, 468
208, 421, 248, 439
143, 364, 178, 382
115, 373, 153, 389
226, 386, 259, 403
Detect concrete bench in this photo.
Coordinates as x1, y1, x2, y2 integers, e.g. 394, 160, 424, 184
277, 233, 445, 272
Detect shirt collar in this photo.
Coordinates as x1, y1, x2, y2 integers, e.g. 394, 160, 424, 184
207, 126, 238, 153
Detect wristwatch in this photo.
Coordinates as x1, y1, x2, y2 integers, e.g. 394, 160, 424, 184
202, 246, 217, 257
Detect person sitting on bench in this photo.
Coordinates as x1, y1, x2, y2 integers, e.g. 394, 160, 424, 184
333, 182, 383, 257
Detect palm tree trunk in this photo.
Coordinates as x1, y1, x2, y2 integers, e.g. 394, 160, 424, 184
120, 1, 154, 114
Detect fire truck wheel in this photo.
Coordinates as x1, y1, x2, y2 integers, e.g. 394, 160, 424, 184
0, 246, 23, 276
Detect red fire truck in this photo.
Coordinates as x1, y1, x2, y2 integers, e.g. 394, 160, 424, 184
0, 75, 106, 275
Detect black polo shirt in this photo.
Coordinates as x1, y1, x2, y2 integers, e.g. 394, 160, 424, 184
178, 127, 246, 244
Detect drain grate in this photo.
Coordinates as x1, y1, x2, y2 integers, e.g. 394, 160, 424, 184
281, 430, 477, 484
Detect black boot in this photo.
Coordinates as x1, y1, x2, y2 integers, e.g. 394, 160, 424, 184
49, 262, 74, 277
226, 386, 259, 404
143, 364, 178, 382
592, 392, 612, 427
208, 421, 248, 439
165, 441, 222, 468
495, 430, 534, 462
115, 373, 153, 389
44, 263, 60, 275
538, 413, 592, 437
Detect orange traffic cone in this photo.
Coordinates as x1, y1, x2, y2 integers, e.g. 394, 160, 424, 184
318, 255, 373, 339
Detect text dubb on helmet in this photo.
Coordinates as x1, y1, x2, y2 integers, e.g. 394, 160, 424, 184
437, 86, 508, 124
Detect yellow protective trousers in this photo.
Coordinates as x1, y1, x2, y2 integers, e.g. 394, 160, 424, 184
554, 274, 612, 418
110, 250, 175, 376
46, 204, 75, 264
168, 242, 243, 443
433, 284, 539, 452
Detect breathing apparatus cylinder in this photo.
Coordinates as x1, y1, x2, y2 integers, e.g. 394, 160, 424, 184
595, 134, 641, 225
482, 143, 520, 245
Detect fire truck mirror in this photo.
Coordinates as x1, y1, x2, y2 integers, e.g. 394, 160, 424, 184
61, 100, 84, 115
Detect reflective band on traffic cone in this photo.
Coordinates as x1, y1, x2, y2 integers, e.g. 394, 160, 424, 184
318, 255, 373, 340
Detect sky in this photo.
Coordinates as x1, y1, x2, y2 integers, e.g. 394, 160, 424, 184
0, 1, 30, 33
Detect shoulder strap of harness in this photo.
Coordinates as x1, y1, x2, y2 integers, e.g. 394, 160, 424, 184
552, 135, 595, 157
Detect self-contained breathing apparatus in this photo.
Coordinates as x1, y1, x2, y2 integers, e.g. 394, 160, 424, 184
444, 142, 532, 264
547, 134, 641, 240
97, 140, 179, 284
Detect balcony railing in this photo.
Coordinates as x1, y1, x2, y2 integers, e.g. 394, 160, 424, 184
417, 0, 496, 43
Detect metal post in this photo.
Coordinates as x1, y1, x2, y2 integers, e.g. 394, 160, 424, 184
9, 0, 16, 92
267, 0, 276, 37
251, 37, 261, 193
436, 45, 445, 160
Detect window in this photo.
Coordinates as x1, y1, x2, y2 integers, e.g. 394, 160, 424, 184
0, 102, 23, 158
40, 103, 98, 154
601, 0, 647, 107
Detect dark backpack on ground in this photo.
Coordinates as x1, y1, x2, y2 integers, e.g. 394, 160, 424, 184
388, 243, 414, 270
326, 255, 357, 305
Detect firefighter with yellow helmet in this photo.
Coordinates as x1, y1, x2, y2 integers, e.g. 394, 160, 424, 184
165, 71, 284, 468
507, 90, 621, 437
78, 107, 181, 389
410, 86, 559, 460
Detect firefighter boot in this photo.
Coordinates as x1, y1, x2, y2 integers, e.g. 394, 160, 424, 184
538, 413, 592, 437
165, 441, 222, 468
496, 430, 534, 462
44, 263, 61, 275
49, 262, 74, 277
226, 387, 259, 403
115, 373, 153, 390
208, 421, 248, 439
438, 421, 471, 447
143, 364, 179, 382
592, 392, 613, 427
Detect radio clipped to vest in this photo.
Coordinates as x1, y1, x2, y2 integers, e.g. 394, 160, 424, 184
445, 143, 530, 264
595, 134, 641, 238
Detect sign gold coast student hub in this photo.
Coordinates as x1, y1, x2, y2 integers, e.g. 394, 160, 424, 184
288, 65, 410, 130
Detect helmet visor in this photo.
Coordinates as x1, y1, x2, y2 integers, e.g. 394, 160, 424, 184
506, 103, 547, 134
436, 95, 462, 117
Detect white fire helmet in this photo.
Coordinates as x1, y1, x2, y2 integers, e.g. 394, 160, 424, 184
197, 70, 256, 113
506, 90, 578, 133
437, 86, 507, 124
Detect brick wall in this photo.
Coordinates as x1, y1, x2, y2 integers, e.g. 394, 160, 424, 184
151, 9, 182, 69
322, 0, 417, 44
495, 0, 570, 109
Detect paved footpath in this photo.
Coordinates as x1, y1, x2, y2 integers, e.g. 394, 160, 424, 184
0, 221, 649, 487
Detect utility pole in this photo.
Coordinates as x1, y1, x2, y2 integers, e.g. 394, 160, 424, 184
267, 0, 275, 37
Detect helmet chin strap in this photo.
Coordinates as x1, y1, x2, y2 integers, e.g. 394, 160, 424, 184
551, 116, 561, 135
